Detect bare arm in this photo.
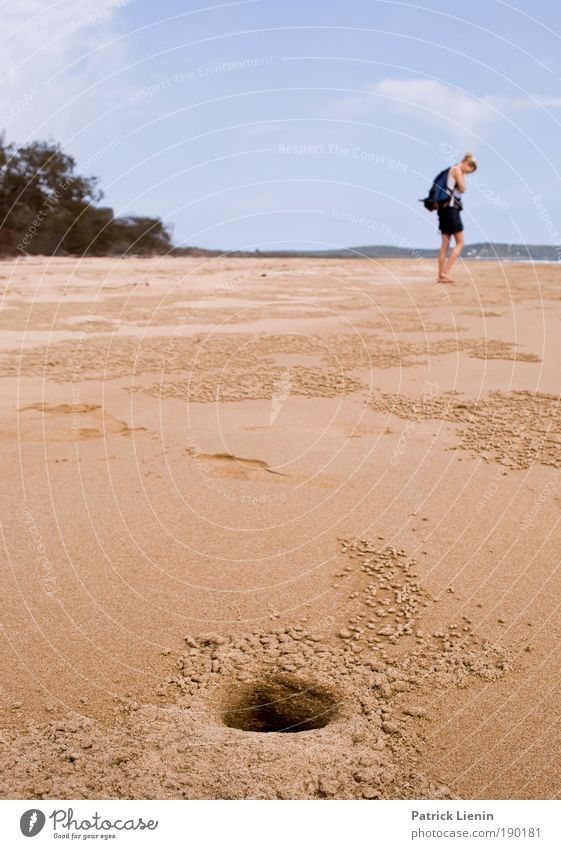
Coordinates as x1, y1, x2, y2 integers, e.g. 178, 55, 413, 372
452, 165, 466, 193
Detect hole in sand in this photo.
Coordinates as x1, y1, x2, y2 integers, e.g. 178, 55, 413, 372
222, 679, 338, 733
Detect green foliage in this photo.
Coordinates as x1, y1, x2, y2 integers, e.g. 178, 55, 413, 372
108, 216, 174, 256
0, 137, 173, 256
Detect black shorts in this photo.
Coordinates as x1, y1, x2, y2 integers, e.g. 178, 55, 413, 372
438, 205, 463, 235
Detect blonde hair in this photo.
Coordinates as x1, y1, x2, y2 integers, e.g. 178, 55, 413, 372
462, 152, 477, 171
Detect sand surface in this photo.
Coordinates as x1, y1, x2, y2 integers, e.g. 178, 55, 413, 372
0, 255, 560, 800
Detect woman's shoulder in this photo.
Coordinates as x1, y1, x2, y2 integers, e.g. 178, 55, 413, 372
448, 164, 463, 189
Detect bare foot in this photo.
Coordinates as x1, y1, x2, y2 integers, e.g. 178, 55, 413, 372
438, 273, 454, 283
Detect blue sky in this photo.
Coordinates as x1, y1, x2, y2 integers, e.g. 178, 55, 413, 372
3, 0, 561, 249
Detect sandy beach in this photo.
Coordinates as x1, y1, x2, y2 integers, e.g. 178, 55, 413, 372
0, 255, 560, 800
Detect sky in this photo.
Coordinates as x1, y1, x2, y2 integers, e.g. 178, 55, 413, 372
2, 0, 561, 250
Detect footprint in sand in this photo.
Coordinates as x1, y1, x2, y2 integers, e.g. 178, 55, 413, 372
185, 449, 287, 479
13, 403, 146, 441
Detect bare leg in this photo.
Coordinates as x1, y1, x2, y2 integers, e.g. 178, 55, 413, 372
438, 234, 451, 280
443, 231, 464, 276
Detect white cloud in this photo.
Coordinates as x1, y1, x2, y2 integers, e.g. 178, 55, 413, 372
489, 93, 561, 111
372, 79, 497, 134
0, 0, 130, 144
326, 79, 561, 138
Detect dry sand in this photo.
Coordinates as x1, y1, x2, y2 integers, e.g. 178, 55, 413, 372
0, 255, 560, 800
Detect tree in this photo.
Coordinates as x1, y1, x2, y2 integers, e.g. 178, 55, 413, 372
108, 216, 173, 255
0, 137, 173, 256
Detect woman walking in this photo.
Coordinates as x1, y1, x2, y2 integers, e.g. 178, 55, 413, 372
437, 153, 477, 283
